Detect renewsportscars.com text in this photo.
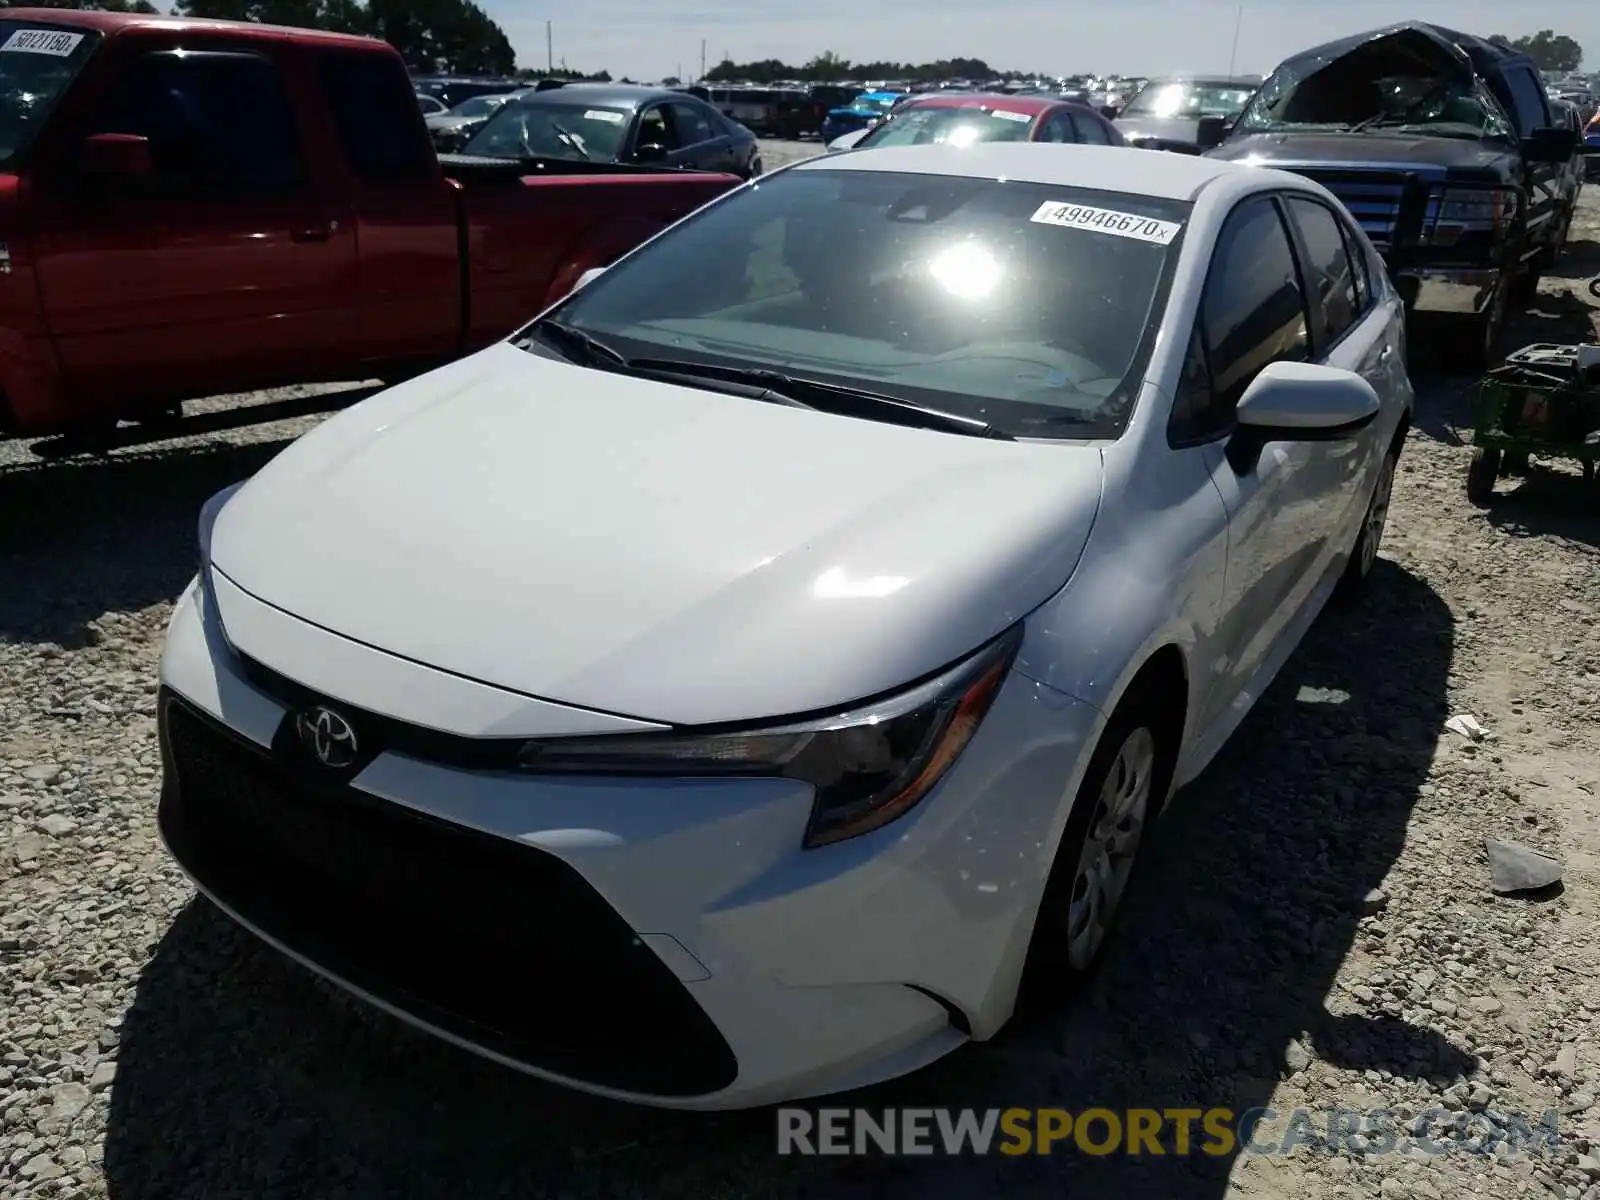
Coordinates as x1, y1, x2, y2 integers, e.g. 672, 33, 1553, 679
776, 1106, 1566, 1158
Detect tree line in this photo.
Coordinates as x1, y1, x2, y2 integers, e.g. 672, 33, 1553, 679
1488, 30, 1583, 72
704, 52, 1040, 85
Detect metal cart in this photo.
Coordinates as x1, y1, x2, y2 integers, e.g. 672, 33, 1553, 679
1464, 343, 1600, 504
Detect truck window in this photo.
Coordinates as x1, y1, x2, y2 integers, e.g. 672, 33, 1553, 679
1284, 196, 1360, 348
0, 21, 101, 169
314, 50, 435, 181
1501, 67, 1550, 137
1175, 196, 1309, 440
666, 101, 713, 146
86, 50, 305, 193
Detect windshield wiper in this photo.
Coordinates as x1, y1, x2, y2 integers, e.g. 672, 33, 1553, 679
626, 357, 1015, 440
520, 319, 626, 368
549, 120, 591, 160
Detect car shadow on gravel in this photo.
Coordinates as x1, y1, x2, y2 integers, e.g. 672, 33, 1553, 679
0, 438, 297, 645
102, 559, 1459, 1200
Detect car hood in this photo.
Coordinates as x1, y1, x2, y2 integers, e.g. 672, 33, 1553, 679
1209, 130, 1515, 172
1116, 115, 1204, 144
210, 343, 1104, 726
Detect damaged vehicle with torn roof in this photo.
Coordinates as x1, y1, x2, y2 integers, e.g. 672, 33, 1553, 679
1200, 22, 1581, 369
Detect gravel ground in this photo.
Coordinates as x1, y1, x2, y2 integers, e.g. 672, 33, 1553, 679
1, 146, 1598, 1200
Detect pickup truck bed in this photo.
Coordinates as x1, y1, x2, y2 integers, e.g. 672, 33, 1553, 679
0, 9, 741, 437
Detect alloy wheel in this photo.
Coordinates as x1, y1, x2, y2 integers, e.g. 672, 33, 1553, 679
1065, 726, 1155, 971
1359, 453, 1396, 577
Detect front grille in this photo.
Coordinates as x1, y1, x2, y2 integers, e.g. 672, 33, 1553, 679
1295, 170, 1418, 254
157, 690, 738, 1097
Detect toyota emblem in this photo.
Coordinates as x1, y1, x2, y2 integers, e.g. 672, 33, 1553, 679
295, 706, 358, 769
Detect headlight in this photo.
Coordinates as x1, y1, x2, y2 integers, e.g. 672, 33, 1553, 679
1434, 187, 1515, 228
517, 625, 1022, 848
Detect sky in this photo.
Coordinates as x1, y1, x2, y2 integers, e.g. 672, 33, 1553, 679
486, 0, 1599, 82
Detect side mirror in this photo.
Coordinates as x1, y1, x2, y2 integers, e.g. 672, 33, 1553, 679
633, 142, 669, 164
1195, 115, 1230, 151
1523, 125, 1575, 163
81, 132, 153, 176
1227, 361, 1380, 471
574, 266, 606, 291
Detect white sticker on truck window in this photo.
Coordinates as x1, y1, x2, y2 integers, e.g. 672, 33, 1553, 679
1029, 201, 1180, 245
0, 28, 85, 56
989, 109, 1032, 122
583, 109, 624, 124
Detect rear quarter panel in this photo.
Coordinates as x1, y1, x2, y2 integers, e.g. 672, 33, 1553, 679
456, 172, 741, 347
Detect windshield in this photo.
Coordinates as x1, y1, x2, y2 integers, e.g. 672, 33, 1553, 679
1121, 81, 1254, 119
851, 94, 897, 113
464, 100, 630, 161
860, 106, 1036, 147
0, 22, 100, 169
1236, 51, 1515, 140
535, 169, 1187, 439
451, 93, 512, 118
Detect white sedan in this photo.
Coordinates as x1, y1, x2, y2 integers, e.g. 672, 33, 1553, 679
159, 143, 1413, 1110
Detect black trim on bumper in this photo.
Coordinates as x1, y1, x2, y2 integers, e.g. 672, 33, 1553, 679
157, 688, 738, 1098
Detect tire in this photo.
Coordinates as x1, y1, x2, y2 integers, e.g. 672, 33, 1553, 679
747, 157, 763, 179
1466, 446, 1501, 505
1501, 451, 1530, 476
1339, 446, 1397, 596
1510, 266, 1541, 307
1019, 690, 1173, 1003
1464, 276, 1509, 371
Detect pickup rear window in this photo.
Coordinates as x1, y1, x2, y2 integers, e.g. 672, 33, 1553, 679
0, 21, 100, 168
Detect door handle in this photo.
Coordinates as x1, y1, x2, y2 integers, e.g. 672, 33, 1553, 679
291, 219, 339, 243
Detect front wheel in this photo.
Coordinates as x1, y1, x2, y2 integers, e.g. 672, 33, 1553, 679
1466, 446, 1501, 505
1339, 447, 1397, 596
747, 157, 763, 179
1020, 696, 1170, 1002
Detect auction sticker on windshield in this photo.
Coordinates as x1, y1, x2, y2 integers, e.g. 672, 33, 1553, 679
0, 28, 84, 56
584, 110, 625, 124
1030, 201, 1180, 245
989, 110, 1032, 122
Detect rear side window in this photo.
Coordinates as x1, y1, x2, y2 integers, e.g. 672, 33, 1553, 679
315, 50, 434, 181
1172, 196, 1309, 441
1076, 115, 1110, 144
668, 100, 714, 145
86, 49, 305, 193
1285, 196, 1360, 347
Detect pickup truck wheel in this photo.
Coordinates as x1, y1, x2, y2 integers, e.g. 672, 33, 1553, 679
1465, 278, 1509, 371
1510, 267, 1542, 307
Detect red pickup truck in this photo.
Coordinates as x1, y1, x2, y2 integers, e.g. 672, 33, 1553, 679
0, 9, 742, 437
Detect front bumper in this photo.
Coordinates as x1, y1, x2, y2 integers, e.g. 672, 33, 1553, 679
1392, 265, 1502, 317
156, 574, 1102, 1109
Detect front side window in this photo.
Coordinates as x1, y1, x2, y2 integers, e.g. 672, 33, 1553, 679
86, 48, 306, 193
464, 99, 631, 162
860, 105, 1036, 148
537, 169, 1190, 439
1076, 114, 1110, 144
1501, 67, 1550, 136
1285, 196, 1360, 347
1175, 197, 1309, 441
0, 21, 101, 168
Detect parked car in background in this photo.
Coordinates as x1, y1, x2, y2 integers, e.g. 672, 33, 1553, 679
1550, 98, 1586, 216
425, 89, 521, 152
828, 92, 1124, 152
820, 89, 907, 143
163, 141, 1412, 1111
0, 10, 741, 439
411, 73, 523, 111
1115, 76, 1258, 152
1204, 21, 1581, 367
416, 93, 447, 115
711, 85, 811, 138
460, 83, 763, 179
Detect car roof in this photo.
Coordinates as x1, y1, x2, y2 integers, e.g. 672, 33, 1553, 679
1138, 76, 1258, 87
905, 92, 1059, 116
2, 5, 381, 48
794, 142, 1251, 201
519, 82, 687, 111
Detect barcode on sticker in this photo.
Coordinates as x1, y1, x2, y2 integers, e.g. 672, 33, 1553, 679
583, 109, 624, 124
989, 109, 1031, 123
1, 28, 84, 56
1030, 201, 1180, 245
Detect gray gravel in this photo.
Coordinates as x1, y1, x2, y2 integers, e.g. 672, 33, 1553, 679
1, 148, 1597, 1200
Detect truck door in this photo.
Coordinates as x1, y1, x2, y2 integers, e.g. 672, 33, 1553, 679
309, 49, 462, 366
30, 42, 360, 413
1498, 63, 1563, 259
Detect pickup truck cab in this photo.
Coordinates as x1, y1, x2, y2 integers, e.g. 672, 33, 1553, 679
0, 9, 741, 437
1200, 22, 1580, 367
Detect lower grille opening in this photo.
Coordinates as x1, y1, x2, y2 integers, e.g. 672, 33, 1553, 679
157, 690, 738, 1098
